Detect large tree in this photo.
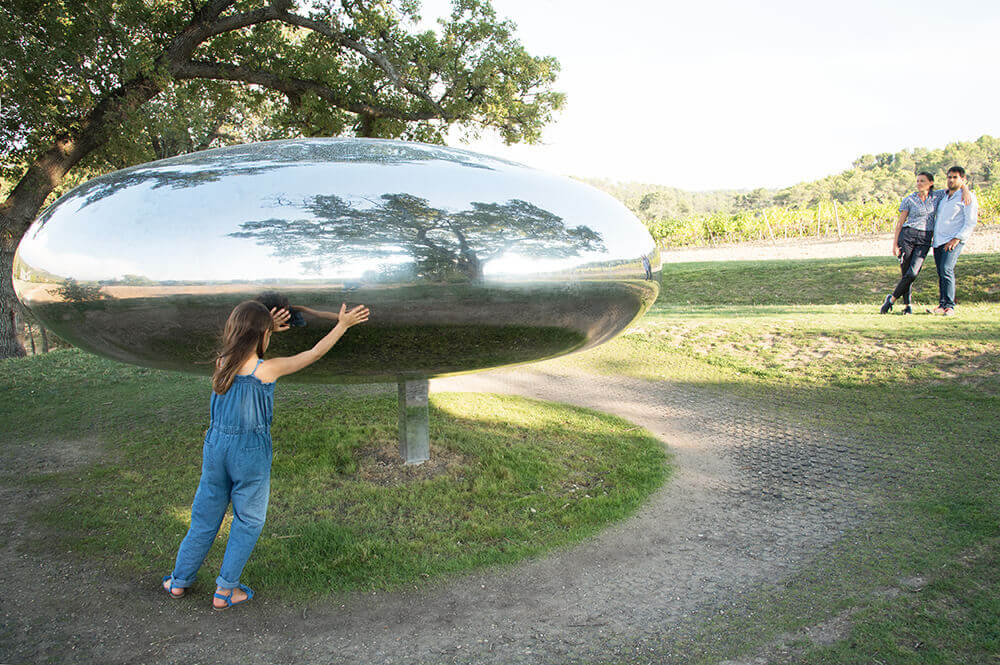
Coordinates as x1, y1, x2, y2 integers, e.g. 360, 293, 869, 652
230, 193, 606, 280
0, 0, 564, 357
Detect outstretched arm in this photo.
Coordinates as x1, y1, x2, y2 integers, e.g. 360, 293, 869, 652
258, 304, 369, 381
292, 304, 340, 321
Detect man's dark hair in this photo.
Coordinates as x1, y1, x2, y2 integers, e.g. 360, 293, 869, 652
254, 290, 306, 327
947, 165, 966, 178
254, 291, 290, 311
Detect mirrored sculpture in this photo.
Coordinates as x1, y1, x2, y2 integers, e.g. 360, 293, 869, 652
14, 138, 661, 462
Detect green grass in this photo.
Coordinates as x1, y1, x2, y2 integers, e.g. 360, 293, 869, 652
571, 303, 1000, 391
547, 253, 1000, 663
803, 537, 1000, 663
653, 253, 1000, 306
0, 350, 669, 599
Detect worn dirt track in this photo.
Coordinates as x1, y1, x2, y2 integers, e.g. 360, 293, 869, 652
1, 363, 890, 665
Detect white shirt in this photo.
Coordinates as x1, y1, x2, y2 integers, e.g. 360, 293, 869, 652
932, 189, 978, 248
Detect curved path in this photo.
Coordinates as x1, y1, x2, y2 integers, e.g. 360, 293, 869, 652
0, 366, 888, 664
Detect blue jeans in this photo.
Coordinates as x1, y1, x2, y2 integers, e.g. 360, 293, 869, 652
170, 430, 272, 589
933, 240, 965, 309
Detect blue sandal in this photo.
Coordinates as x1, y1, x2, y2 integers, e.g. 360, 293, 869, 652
162, 574, 186, 598
213, 584, 254, 611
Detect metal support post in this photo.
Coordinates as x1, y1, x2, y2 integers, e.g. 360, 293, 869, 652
397, 377, 429, 465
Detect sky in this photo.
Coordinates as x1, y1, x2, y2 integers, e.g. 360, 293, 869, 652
419, 0, 1000, 191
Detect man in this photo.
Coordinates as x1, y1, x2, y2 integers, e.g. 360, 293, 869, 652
929, 166, 978, 316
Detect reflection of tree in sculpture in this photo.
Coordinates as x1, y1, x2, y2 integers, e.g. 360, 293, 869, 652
55, 278, 108, 304
34, 164, 285, 222
34, 143, 502, 230
230, 194, 605, 281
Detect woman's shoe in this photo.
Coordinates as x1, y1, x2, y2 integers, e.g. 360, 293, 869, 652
879, 294, 894, 314
162, 574, 186, 598
213, 584, 254, 610
902, 305, 913, 315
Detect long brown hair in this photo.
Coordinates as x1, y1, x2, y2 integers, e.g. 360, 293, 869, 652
212, 301, 272, 395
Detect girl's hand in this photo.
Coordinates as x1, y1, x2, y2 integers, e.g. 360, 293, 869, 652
893, 243, 901, 258
338, 303, 370, 328
961, 184, 972, 206
270, 307, 291, 332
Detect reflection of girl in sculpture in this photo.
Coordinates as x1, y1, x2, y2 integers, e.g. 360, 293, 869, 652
161, 299, 369, 609
254, 291, 342, 327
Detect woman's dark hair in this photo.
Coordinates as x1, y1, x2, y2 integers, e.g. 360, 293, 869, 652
212, 300, 272, 395
916, 171, 935, 193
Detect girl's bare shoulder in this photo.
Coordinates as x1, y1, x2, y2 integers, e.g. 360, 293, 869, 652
253, 358, 284, 384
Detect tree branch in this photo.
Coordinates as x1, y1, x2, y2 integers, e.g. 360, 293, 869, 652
171, 59, 439, 120
203, 4, 285, 38
165, 0, 239, 60
273, 12, 449, 118
192, 0, 239, 26
196, 4, 448, 118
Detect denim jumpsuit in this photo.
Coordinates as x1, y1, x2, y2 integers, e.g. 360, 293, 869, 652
170, 359, 274, 590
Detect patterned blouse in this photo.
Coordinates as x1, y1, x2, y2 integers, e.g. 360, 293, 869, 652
898, 189, 945, 232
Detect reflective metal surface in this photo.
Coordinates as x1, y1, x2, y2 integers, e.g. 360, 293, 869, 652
14, 138, 660, 382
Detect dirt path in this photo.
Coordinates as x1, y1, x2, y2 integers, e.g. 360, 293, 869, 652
1, 365, 892, 665
660, 225, 1000, 263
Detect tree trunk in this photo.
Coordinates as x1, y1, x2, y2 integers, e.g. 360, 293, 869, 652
41, 324, 50, 353
0, 248, 26, 358
25, 319, 36, 355
357, 113, 376, 137
0, 0, 242, 359
0, 75, 162, 358
456, 252, 482, 281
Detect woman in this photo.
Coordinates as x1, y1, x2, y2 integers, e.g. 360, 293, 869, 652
879, 172, 969, 314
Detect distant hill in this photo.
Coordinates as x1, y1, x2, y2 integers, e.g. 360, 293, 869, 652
576, 178, 742, 220
585, 135, 1000, 246
587, 134, 999, 224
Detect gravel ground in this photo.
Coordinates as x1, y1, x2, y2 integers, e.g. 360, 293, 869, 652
660, 225, 1000, 263
1, 363, 892, 665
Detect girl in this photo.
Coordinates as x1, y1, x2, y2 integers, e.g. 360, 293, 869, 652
162, 299, 370, 609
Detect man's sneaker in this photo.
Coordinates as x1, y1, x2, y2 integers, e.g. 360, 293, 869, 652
943, 308, 955, 316
879, 294, 894, 314
902, 305, 913, 315
927, 306, 947, 315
